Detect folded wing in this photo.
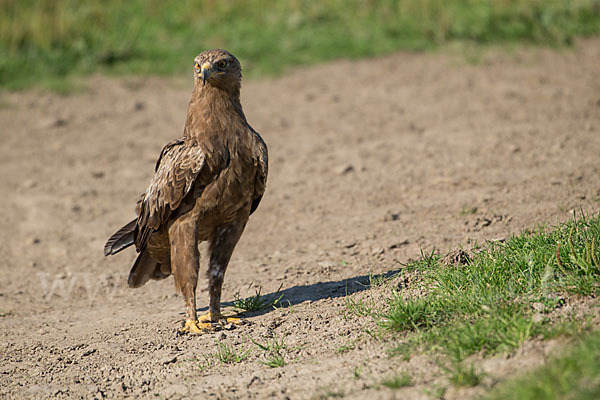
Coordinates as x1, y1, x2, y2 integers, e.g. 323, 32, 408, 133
135, 138, 206, 250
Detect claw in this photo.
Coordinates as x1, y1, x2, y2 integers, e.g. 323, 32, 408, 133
225, 316, 242, 325
198, 311, 243, 325
179, 312, 244, 334
179, 319, 212, 334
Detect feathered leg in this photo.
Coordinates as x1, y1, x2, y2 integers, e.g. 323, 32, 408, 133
168, 217, 206, 333
201, 217, 248, 323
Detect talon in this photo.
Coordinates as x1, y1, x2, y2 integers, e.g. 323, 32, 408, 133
225, 316, 242, 325
179, 319, 211, 334
198, 311, 243, 325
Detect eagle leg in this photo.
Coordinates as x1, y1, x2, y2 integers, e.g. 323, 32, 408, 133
205, 218, 249, 324
168, 218, 209, 334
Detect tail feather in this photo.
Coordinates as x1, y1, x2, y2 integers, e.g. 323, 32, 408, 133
128, 251, 170, 288
104, 219, 137, 256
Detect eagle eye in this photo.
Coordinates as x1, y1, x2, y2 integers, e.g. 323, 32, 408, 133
217, 60, 228, 69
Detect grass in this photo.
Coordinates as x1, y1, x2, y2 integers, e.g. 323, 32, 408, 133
445, 362, 482, 387
381, 293, 445, 331
459, 206, 478, 216
232, 285, 283, 313
358, 212, 600, 387
252, 335, 288, 368
261, 353, 286, 368
344, 294, 375, 318
214, 342, 251, 364
2, 0, 600, 90
368, 273, 388, 287
381, 372, 413, 389
336, 340, 356, 354
183, 355, 213, 372
486, 330, 600, 399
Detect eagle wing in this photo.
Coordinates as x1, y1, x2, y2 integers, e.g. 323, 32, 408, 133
250, 131, 268, 215
135, 138, 206, 250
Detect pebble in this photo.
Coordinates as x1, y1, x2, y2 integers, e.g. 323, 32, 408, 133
335, 164, 354, 175
82, 348, 97, 357
161, 356, 177, 365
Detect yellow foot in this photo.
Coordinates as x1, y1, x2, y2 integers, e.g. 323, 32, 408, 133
179, 319, 212, 334
198, 312, 243, 325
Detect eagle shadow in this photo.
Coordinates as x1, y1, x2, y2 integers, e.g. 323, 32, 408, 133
192, 269, 402, 318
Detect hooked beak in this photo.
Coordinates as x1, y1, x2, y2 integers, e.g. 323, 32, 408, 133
200, 62, 211, 86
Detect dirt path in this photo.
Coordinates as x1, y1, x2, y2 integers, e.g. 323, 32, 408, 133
1, 39, 600, 399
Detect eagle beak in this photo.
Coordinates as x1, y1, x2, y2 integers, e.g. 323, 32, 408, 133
200, 62, 211, 86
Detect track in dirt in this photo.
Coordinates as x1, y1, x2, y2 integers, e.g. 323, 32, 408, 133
1, 39, 600, 399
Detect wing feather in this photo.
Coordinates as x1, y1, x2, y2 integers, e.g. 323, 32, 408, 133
250, 132, 268, 215
135, 139, 206, 250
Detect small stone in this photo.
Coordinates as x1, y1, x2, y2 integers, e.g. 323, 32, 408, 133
82, 348, 97, 357
161, 356, 177, 365
371, 247, 385, 256
335, 164, 354, 175
318, 261, 335, 268
383, 211, 400, 222
247, 375, 261, 388
389, 240, 409, 249
54, 118, 68, 127
22, 179, 37, 190
42, 117, 69, 128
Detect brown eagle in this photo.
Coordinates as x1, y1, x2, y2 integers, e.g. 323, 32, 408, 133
104, 49, 268, 333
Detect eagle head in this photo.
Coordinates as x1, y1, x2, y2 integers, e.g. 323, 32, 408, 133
193, 49, 242, 93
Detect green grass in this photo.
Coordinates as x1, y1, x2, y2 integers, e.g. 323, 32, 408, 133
336, 340, 356, 354
446, 362, 482, 387
486, 330, 600, 400
2, 0, 600, 90
232, 285, 283, 313
368, 273, 388, 287
252, 335, 288, 368
344, 294, 375, 318
261, 353, 286, 368
380, 293, 445, 331
214, 342, 251, 364
373, 212, 600, 385
382, 372, 413, 389
459, 206, 478, 216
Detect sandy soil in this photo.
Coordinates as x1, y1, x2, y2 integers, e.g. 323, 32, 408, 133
1, 38, 600, 399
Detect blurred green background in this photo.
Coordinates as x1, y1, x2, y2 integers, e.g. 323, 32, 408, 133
1, 0, 600, 90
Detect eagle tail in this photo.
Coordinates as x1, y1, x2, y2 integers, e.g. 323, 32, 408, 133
128, 251, 171, 288
104, 219, 137, 256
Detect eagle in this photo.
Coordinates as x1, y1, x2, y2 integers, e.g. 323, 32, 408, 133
104, 49, 268, 334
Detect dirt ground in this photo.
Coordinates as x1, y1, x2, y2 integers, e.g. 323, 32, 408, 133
1, 38, 600, 399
